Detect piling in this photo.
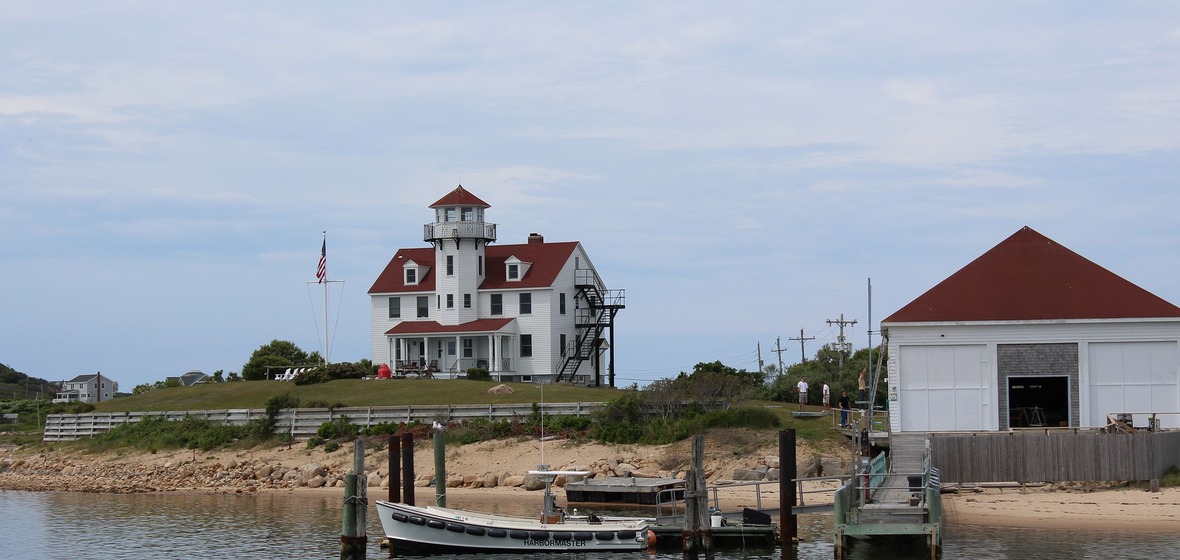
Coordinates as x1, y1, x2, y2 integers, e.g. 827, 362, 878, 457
433, 425, 447, 507
340, 472, 366, 560
780, 429, 798, 546
340, 439, 368, 560
682, 434, 713, 555
401, 432, 415, 506
388, 434, 401, 503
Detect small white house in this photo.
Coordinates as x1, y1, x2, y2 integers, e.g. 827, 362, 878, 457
883, 227, 1180, 432
53, 372, 119, 404
368, 186, 624, 385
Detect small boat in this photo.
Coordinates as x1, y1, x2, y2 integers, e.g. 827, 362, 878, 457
375, 470, 652, 553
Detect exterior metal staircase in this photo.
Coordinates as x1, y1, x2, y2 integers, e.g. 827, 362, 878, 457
555, 269, 624, 383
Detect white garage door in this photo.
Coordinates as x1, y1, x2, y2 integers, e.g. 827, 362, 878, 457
1088, 341, 1179, 428
899, 344, 989, 432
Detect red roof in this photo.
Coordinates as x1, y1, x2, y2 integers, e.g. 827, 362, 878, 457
430, 185, 490, 208
884, 226, 1180, 323
385, 318, 514, 335
368, 241, 579, 294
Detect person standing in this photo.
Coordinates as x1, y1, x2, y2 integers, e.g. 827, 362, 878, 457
838, 390, 851, 428
796, 376, 809, 411
822, 382, 831, 412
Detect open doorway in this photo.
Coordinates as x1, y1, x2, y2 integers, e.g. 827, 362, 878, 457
1007, 376, 1070, 428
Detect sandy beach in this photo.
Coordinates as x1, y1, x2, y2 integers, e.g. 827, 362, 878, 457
3, 432, 1177, 532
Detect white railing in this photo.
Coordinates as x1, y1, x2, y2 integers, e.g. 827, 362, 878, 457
42, 402, 604, 441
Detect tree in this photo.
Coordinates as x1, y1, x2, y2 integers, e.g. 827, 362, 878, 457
760, 344, 888, 407
211, 370, 224, 383
241, 340, 312, 381
680, 360, 764, 411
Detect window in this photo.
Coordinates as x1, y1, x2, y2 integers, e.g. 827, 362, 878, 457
463, 293, 471, 308
417, 296, 428, 318
560, 334, 567, 354
478, 256, 483, 276
437, 295, 441, 308
405, 268, 417, 284
519, 292, 532, 314
520, 334, 532, 358
559, 293, 566, 315
445, 208, 457, 222
462, 207, 474, 221
447, 341, 456, 355
491, 294, 503, 315
507, 264, 519, 280
446, 294, 454, 309
463, 339, 474, 358
389, 297, 401, 318
446, 255, 454, 276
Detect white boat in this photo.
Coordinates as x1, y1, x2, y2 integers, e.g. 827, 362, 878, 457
375, 470, 652, 553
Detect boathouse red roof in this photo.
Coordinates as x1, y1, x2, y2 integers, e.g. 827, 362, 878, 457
883, 226, 1180, 323
385, 318, 515, 335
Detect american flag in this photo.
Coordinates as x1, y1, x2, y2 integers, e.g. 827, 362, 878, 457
316, 238, 326, 283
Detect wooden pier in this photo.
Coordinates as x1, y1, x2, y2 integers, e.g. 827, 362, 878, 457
833, 433, 942, 559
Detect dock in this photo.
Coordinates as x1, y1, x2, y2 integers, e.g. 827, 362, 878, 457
833, 433, 942, 559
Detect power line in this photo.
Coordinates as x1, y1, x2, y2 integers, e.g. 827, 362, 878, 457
826, 313, 857, 378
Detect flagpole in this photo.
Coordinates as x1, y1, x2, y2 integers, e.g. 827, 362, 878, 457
322, 231, 329, 364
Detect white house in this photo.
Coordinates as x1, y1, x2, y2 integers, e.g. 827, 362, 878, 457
368, 186, 624, 385
53, 372, 119, 404
883, 227, 1180, 432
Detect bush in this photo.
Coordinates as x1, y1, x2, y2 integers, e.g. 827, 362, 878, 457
316, 416, 359, 440
323, 442, 340, 452
306, 436, 325, 449
466, 368, 491, 381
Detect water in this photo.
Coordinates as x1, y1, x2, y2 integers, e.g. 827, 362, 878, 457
1, 490, 1177, 559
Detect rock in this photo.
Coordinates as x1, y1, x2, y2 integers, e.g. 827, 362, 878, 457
521, 473, 546, 491
732, 468, 761, 481
487, 384, 515, 394
501, 475, 525, 487
297, 463, 325, 485
797, 456, 822, 478
367, 472, 382, 487
446, 475, 464, 488
306, 475, 326, 488
765, 468, 780, 481
482, 473, 498, 488
256, 465, 273, 479
615, 463, 636, 476
61, 466, 74, 476
764, 456, 780, 469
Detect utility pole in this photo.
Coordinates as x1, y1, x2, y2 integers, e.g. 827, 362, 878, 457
757, 342, 764, 373
826, 314, 857, 378
771, 337, 788, 377
789, 328, 815, 363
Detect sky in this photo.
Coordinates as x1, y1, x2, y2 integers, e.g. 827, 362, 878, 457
4, 2, 1180, 391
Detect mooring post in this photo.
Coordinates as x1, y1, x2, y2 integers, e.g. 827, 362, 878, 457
389, 434, 400, 503
340, 473, 365, 560
354, 439, 367, 546
682, 434, 710, 555
401, 432, 415, 506
780, 429, 798, 546
433, 424, 447, 507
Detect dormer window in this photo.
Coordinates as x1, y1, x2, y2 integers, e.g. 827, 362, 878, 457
402, 259, 428, 286
505, 256, 530, 282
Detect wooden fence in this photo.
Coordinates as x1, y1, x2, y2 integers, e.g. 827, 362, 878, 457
929, 429, 1180, 483
42, 402, 604, 442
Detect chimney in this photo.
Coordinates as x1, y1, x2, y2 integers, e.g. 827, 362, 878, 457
527, 233, 544, 244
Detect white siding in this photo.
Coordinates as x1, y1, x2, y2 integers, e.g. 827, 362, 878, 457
1087, 341, 1180, 428
886, 319, 1180, 432
897, 345, 990, 432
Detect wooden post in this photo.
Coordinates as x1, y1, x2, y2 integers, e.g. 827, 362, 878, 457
401, 432, 415, 506
340, 473, 365, 560
781, 429, 798, 546
683, 434, 711, 555
389, 434, 400, 503
433, 426, 447, 507
354, 439, 367, 545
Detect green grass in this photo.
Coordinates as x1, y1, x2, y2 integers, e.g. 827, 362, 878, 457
92, 379, 626, 412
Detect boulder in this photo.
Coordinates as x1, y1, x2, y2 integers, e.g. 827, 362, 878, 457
306, 475, 326, 488
732, 468, 761, 481
501, 475, 525, 487
521, 473, 546, 491
367, 472, 382, 487
482, 473, 498, 488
